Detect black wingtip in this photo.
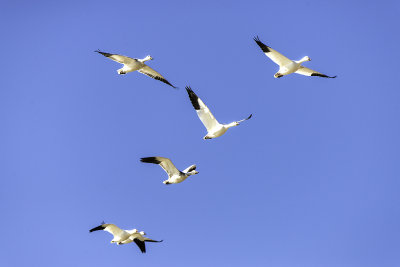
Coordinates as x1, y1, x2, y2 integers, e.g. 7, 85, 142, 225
311, 73, 337, 78
95, 50, 113, 57
253, 35, 271, 53
145, 239, 164, 243
89, 224, 106, 232
133, 239, 146, 253
164, 80, 178, 89
247, 114, 253, 120
185, 86, 201, 110
140, 157, 162, 164
147, 75, 177, 89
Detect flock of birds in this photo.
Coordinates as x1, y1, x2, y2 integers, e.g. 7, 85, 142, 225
89, 36, 336, 254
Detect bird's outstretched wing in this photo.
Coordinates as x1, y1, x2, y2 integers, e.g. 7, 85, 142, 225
95, 50, 136, 65
186, 86, 220, 132
144, 237, 163, 243
236, 114, 253, 124
141, 157, 181, 177
133, 239, 146, 253
138, 65, 177, 88
253, 36, 292, 67
295, 66, 336, 78
89, 223, 125, 238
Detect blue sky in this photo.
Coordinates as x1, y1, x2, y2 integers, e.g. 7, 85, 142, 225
1, 0, 399, 266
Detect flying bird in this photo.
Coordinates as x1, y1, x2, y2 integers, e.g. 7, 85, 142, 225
95, 50, 177, 88
186, 86, 252, 139
89, 222, 163, 253
253, 36, 336, 79
140, 157, 199, 184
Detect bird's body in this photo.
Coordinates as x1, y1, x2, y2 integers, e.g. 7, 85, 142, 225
140, 157, 198, 184
186, 86, 252, 139
253, 36, 336, 79
95, 50, 176, 88
116, 58, 144, 74
89, 223, 162, 253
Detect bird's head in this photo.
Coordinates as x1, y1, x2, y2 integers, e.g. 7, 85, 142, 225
144, 55, 153, 61
189, 170, 199, 175
117, 69, 127, 75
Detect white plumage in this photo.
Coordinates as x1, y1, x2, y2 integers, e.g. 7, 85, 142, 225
95, 50, 176, 88
89, 222, 162, 253
186, 86, 252, 139
253, 36, 336, 79
140, 156, 199, 184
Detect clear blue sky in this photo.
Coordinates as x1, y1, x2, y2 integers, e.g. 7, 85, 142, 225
1, 0, 399, 266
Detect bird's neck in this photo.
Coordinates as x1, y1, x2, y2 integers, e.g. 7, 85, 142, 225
225, 122, 238, 129
141, 56, 152, 62
296, 56, 309, 64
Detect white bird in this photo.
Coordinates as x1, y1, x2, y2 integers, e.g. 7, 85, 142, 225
186, 86, 252, 140
140, 156, 199, 184
95, 50, 177, 88
253, 36, 336, 79
89, 222, 163, 253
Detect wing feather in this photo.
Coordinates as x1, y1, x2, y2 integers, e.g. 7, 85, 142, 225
236, 114, 253, 124
186, 86, 220, 132
295, 66, 337, 78
144, 238, 163, 243
141, 157, 181, 177
95, 50, 136, 65
89, 223, 125, 239
133, 239, 146, 253
253, 36, 292, 67
138, 65, 176, 88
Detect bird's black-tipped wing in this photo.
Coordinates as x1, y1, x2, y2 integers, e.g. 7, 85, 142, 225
295, 66, 336, 78
144, 239, 163, 243
253, 36, 292, 66
253, 36, 271, 53
133, 239, 146, 253
89, 224, 106, 232
311, 73, 337, 78
141, 157, 181, 177
236, 114, 253, 124
138, 66, 177, 88
186, 86, 201, 110
141, 157, 162, 164
185, 86, 219, 131
95, 50, 136, 65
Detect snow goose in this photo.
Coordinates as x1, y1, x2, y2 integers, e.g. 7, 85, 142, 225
253, 36, 336, 79
89, 222, 163, 253
140, 156, 198, 184
95, 50, 177, 88
186, 86, 252, 139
